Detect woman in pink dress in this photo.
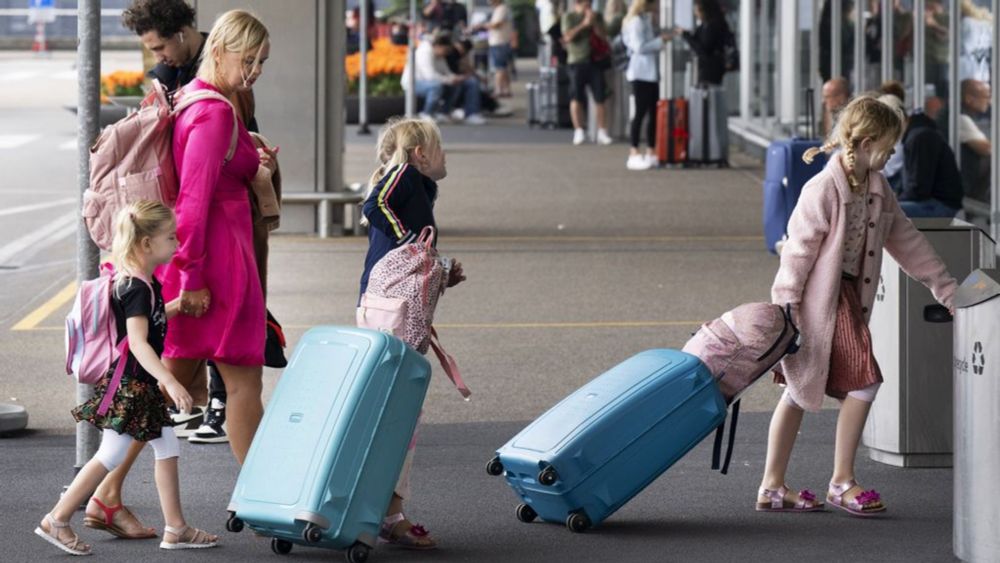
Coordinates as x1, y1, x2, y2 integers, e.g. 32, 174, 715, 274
161, 10, 272, 465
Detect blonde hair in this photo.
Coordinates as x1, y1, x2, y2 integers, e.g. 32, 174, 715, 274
624, 0, 654, 24
110, 201, 174, 295
962, 0, 992, 21
197, 10, 269, 86
367, 117, 443, 192
803, 94, 904, 192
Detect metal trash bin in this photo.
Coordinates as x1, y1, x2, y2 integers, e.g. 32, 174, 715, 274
952, 269, 1000, 563
864, 219, 995, 467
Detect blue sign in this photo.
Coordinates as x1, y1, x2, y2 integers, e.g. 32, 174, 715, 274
30, 0, 55, 9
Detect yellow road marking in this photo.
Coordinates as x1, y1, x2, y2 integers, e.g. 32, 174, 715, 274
11, 281, 77, 331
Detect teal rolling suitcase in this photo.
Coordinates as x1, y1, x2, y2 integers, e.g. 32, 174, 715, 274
226, 326, 431, 562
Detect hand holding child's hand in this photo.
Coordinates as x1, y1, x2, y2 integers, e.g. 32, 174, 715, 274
180, 288, 211, 317
447, 260, 466, 287
164, 381, 193, 415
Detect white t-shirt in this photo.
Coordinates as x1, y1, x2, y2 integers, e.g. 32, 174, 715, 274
488, 4, 513, 46
959, 113, 988, 144
959, 17, 992, 83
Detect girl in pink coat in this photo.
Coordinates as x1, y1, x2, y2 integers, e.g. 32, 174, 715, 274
757, 96, 958, 517
159, 10, 273, 465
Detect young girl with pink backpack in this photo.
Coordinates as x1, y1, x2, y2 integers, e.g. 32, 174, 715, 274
37, 201, 218, 555
357, 117, 467, 550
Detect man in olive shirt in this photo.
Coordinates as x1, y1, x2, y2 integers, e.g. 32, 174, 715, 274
561, 0, 612, 146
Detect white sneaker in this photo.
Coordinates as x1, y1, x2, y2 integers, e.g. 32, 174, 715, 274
597, 129, 613, 146
490, 104, 513, 117
572, 128, 586, 145
464, 113, 487, 125
433, 112, 451, 123
450, 108, 466, 121
644, 153, 659, 168
626, 154, 652, 171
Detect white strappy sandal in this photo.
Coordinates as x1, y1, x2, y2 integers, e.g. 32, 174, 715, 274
35, 513, 92, 556
159, 524, 219, 550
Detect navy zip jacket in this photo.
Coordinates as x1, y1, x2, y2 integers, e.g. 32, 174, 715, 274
900, 112, 964, 210
359, 163, 438, 296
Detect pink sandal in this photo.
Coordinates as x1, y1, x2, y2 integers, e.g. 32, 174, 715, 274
756, 485, 825, 512
378, 513, 437, 550
827, 480, 886, 517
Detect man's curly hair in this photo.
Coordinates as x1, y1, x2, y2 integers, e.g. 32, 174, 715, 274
122, 0, 196, 38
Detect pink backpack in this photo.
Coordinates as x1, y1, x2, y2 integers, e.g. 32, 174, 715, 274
65, 264, 153, 416
84, 80, 238, 251
682, 302, 800, 474
682, 302, 800, 403
357, 226, 470, 398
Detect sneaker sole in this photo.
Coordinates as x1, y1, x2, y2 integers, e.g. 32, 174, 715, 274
188, 435, 229, 444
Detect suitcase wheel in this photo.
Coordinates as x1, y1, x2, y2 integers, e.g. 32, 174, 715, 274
226, 512, 244, 533
303, 523, 323, 543
566, 512, 591, 534
538, 466, 558, 486
515, 503, 538, 523
486, 456, 504, 476
346, 541, 371, 563
271, 538, 293, 555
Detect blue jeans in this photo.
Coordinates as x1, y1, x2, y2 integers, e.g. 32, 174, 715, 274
445, 76, 482, 116
414, 80, 445, 115
898, 198, 960, 218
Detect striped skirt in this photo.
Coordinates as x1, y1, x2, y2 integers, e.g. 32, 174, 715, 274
775, 274, 883, 399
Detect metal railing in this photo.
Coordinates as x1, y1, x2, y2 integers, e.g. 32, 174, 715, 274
280, 183, 366, 238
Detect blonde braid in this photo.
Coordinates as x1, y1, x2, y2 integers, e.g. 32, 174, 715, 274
802, 139, 840, 164
845, 140, 860, 189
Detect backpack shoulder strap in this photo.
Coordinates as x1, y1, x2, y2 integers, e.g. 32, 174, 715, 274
429, 326, 471, 399
172, 89, 240, 163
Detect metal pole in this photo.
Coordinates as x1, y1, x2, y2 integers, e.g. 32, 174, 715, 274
406, 0, 417, 117
359, 0, 370, 134
812, 0, 822, 124
832, 0, 842, 80
947, 0, 959, 153
76, 0, 101, 469
992, 0, 999, 246
914, 0, 925, 109
661, 0, 673, 99
854, 0, 864, 90
881, 0, 892, 83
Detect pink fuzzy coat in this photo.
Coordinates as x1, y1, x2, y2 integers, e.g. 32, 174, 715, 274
771, 156, 957, 411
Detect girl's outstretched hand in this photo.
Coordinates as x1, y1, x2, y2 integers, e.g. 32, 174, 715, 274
447, 261, 466, 287
164, 381, 193, 414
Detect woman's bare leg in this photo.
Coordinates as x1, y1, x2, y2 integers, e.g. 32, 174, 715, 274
214, 362, 263, 464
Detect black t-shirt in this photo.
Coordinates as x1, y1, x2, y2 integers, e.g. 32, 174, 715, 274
112, 277, 166, 385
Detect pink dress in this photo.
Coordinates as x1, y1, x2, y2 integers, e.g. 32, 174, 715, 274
160, 79, 265, 366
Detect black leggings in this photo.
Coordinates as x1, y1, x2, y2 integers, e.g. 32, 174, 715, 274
630, 80, 658, 149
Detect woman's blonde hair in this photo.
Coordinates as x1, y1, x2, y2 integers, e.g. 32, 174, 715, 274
197, 10, 269, 85
367, 116, 443, 192
624, 0, 654, 24
803, 94, 904, 192
110, 201, 174, 295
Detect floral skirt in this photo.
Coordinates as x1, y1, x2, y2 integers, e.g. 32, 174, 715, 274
72, 375, 171, 442
775, 275, 884, 399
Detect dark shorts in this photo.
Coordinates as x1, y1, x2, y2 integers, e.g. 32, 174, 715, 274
489, 44, 512, 69
567, 62, 607, 104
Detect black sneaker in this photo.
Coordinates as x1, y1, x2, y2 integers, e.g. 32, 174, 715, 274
168, 405, 205, 438
188, 399, 228, 444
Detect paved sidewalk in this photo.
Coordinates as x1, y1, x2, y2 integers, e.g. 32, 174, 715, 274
0, 62, 957, 561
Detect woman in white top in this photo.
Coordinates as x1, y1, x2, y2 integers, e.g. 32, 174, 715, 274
481, 0, 514, 97
621, 0, 673, 170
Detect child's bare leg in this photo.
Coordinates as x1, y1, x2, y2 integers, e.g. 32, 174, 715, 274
758, 394, 806, 503
87, 439, 156, 536
830, 395, 873, 502
39, 457, 109, 553
154, 457, 185, 529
